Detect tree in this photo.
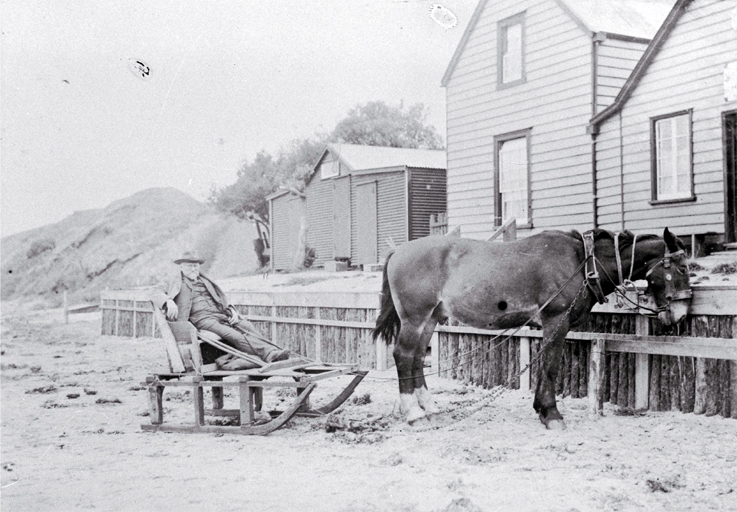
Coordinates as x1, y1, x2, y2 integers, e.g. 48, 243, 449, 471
331, 101, 444, 150
209, 100, 444, 264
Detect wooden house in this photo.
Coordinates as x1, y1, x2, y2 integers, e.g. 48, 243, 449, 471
589, 0, 737, 251
442, 0, 674, 239
268, 144, 446, 270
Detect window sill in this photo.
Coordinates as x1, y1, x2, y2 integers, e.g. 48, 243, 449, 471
497, 78, 526, 91
649, 196, 696, 206
494, 222, 533, 230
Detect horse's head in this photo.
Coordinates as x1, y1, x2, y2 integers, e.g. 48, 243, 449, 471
644, 228, 692, 325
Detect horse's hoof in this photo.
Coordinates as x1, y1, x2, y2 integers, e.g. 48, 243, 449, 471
546, 419, 567, 431
421, 405, 441, 416
406, 411, 427, 426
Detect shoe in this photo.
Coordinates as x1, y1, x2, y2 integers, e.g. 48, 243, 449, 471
267, 349, 290, 362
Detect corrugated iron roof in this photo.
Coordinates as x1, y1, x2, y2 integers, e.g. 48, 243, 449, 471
325, 143, 446, 172
560, 0, 675, 39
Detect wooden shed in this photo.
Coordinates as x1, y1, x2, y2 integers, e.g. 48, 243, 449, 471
589, 0, 737, 250
269, 144, 446, 270
442, 0, 674, 239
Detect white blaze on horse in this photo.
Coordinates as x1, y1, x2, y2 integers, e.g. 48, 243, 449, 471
372, 228, 693, 429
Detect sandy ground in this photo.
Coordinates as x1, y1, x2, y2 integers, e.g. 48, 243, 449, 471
2, 305, 737, 512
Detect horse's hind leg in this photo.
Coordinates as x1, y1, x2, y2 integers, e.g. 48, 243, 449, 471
394, 317, 436, 424
414, 318, 440, 415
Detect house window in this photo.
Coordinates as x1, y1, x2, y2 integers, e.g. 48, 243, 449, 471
321, 158, 339, 179
498, 13, 526, 88
495, 132, 530, 225
651, 111, 693, 201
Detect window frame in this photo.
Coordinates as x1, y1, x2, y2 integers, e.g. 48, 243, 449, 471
497, 12, 527, 90
494, 128, 532, 228
649, 109, 696, 204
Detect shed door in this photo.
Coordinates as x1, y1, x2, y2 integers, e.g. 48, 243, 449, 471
333, 177, 351, 259
356, 181, 377, 264
725, 112, 737, 243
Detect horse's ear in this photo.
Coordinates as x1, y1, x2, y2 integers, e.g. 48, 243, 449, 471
663, 227, 680, 253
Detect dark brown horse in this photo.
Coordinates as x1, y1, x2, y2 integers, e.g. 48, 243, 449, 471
372, 228, 692, 429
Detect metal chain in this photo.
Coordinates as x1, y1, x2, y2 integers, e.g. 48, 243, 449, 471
409, 281, 588, 432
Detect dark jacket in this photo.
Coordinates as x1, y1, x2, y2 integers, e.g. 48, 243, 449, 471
149, 272, 230, 322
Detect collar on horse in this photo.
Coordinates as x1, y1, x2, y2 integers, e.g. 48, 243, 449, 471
582, 230, 608, 304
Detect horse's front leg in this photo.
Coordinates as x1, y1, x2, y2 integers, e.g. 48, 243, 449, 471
534, 313, 569, 430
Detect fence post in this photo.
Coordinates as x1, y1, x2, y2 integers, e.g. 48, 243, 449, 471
314, 307, 322, 363
588, 338, 606, 418
519, 332, 531, 392
635, 315, 650, 410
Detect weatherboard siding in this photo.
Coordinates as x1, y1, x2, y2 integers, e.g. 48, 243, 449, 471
445, 0, 595, 239
596, 37, 648, 114
271, 193, 295, 271
595, 0, 737, 237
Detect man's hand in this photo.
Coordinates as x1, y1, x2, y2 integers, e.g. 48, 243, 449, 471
165, 299, 179, 321
228, 306, 240, 325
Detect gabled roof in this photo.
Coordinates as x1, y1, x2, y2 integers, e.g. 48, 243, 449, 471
560, 0, 674, 40
441, 0, 675, 86
589, 0, 691, 133
305, 143, 446, 184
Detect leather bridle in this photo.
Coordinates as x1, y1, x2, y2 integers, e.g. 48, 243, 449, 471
583, 230, 693, 314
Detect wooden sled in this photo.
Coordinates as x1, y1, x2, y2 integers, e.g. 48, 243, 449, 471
141, 310, 367, 435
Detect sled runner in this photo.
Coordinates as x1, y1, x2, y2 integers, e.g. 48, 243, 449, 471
141, 309, 367, 435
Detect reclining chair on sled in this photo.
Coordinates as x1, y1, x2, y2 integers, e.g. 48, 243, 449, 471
141, 308, 367, 435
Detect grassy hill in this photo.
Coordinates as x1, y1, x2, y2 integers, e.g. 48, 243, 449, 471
1, 188, 260, 306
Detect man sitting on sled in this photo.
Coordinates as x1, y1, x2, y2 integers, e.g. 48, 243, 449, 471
149, 251, 291, 369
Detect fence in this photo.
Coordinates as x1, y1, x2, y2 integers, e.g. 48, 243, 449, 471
101, 285, 737, 417
429, 212, 448, 236
100, 289, 393, 371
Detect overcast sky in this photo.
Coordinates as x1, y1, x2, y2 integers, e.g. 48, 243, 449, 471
1, 0, 474, 237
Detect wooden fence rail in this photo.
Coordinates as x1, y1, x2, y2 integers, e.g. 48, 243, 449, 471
101, 285, 737, 418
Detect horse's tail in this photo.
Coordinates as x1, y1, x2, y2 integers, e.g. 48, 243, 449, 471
372, 252, 400, 345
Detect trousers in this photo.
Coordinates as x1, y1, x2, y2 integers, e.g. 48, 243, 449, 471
193, 317, 277, 362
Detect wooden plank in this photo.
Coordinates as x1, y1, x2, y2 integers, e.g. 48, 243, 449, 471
239, 376, 254, 425
519, 336, 530, 392
649, 355, 661, 412
731, 360, 737, 420
153, 310, 185, 373
588, 338, 606, 418
635, 353, 649, 409
193, 377, 205, 427
680, 357, 696, 413
609, 353, 619, 404
659, 355, 670, 412
146, 377, 164, 425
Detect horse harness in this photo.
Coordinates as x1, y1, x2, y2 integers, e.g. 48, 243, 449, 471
582, 230, 692, 314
